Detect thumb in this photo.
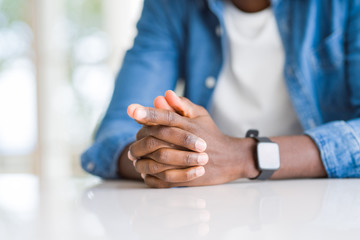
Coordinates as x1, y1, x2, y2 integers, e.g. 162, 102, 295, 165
164, 90, 207, 118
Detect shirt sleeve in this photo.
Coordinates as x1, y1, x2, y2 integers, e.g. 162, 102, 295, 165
81, 0, 183, 179
305, 1, 360, 178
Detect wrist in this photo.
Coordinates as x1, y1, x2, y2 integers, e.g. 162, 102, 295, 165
118, 144, 142, 180
229, 137, 260, 179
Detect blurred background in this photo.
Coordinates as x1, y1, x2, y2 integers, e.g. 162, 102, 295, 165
0, 0, 144, 177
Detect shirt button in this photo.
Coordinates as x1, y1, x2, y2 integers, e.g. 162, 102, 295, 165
86, 162, 95, 171
205, 76, 216, 89
215, 25, 222, 37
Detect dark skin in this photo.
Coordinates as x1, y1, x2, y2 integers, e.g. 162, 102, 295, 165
230, 0, 271, 13
119, 90, 327, 188
117, 0, 328, 187
118, 0, 272, 180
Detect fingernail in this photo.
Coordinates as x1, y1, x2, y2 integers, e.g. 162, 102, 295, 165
128, 151, 136, 161
141, 173, 145, 179
133, 160, 137, 167
198, 154, 209, 165
195, 139, 207, 152
134, 108, 147, 120
196, 167, 205, 177
127, 105, 136, 117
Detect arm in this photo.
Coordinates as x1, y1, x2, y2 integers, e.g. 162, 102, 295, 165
81, 0, 183, 179
265, 136, 327, 179
127, 91, 327, 188
126, 0, 360, 185
304, 1, 360, 178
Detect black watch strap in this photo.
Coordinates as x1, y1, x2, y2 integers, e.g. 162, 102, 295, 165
252, 168, 275, 180
245, 129, 278, 180
254, 137, 272, 143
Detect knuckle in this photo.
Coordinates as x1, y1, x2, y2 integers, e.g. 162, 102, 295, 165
148, 161, 160, 174
148, 109, 157, 122
198, 105, 206, 112
166, 111, 175, 124
163, 171, 174, 182
184, 120, 196, 132
185, 153, 193, 166
144, 137, 157, 150
157, 126, 169, 138
135, 161, 144, 173
196, 105, 208, 115
157, 149, 169, 164
186, 170, 196, 181
183, 134, 195, 147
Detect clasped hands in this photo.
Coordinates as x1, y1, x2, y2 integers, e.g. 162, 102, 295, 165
127, 90, 258, 188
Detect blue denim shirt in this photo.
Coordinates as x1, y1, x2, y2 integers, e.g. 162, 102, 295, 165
81, 0, 360, 179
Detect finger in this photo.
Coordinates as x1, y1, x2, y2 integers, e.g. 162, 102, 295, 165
164, 90, 188, 116
127, 104, 143, 118
129, 104, 160, 126
132, 106, 189, 128
153, 166, 206, 183
154, 96, 175, 111
144, 175, 171, 188
147, 148, 209, 166
128, 150, 137, 161
136, 126, 207, 152
165, 90, 208, 118
129, 136, 174, 159
134, 158, 178, 175
143, 167, 206, 188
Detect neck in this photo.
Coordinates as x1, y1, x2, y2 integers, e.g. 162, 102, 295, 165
230, 0, 271, 13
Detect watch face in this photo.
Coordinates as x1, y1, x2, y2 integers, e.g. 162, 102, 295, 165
257, 143, 280, 170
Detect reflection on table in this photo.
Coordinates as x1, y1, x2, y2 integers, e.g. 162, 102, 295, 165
1, 175, 360, 240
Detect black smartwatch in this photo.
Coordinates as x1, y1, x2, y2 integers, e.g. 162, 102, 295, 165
245, 129, 280, 180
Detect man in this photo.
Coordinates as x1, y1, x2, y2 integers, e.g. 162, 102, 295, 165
81, 0, 360, 187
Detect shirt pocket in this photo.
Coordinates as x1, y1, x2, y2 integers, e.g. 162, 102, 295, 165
310, 31, 344, 72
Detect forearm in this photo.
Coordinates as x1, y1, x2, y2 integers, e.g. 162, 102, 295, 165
242, 135, 328, 179
118, 144, 142, 180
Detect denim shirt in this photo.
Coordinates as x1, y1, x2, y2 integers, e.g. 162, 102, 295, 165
81, 0, 360, 179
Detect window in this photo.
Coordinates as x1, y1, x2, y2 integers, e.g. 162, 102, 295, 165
0, 0, 143, 176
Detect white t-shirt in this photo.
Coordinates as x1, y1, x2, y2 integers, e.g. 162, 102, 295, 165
210, 1, 303, 138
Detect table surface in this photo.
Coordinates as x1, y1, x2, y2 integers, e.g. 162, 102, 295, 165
1, 174, 360, 240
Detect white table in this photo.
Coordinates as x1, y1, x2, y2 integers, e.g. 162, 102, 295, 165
1, 174, 360, 240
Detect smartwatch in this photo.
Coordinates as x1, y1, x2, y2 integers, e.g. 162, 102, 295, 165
245, 129, 280, 180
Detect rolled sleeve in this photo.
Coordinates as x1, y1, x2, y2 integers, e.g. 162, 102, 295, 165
81, 133, 136, 179
305, 119, 360, 178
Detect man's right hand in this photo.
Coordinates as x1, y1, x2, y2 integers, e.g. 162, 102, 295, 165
118, 91, 207, 181
126, 92, 208, 182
